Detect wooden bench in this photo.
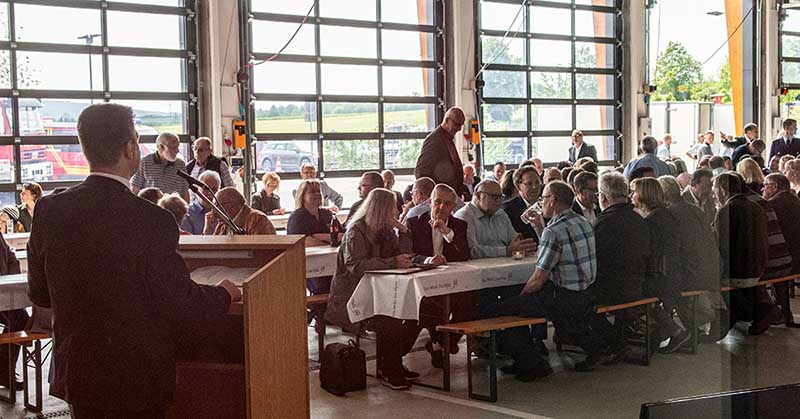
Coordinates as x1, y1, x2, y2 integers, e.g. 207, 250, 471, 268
306, 294, 329, 357
0, 331, 50, 412
436, 316, 547, 402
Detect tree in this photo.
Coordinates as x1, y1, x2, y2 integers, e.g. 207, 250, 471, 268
652, 41, 703, 101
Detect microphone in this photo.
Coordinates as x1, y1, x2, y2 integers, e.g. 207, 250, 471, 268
177, 170, 211, 190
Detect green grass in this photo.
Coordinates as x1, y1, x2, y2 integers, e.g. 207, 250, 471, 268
256, 110, 429, 133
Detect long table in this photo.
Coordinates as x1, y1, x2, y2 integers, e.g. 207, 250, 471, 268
347, 256, 538, 323
268, 211, 349, 230
0, 273, 30, 311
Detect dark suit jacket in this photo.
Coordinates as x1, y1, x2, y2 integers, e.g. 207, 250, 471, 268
502, 196, 538, 241
571, 199, 601, 221
769, 136, 800, 161
769, 191, 800, 273
714, 193, 768, 280
568, 143, 598, 164
593, 203, 650, 305
414, 126, 463, 195
27, 175, 231, 410
405, 212, 470, 263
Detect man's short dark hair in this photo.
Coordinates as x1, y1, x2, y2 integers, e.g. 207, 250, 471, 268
362, 171, 384, 188
709, 156, 724, 169
556, 161, 571, 170
784, 119, 796, 129
513, 165, 538, 185
751, 139, 765, 152
547, 180, 575, 206
573, 171, 598, 192
766, 173, 791, 191
78, 103, 135, 168
576, 160, 598, 174
567, 168, 585, 186
715, 172, 745, 195
691, 169, 713, 186
641, 136, 658, 154
744, 123, 758, 134
629, 166, 656, 181
494, 161, 506, 168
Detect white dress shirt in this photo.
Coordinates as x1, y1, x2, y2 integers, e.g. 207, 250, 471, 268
425, 218, 454, 263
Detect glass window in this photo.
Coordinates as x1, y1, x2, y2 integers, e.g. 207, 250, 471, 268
483, 137, 527, 166
107, 11, 183, 49
381, 0, 433, 25
530, 39, 572, 67
482, 36, 526, 65
576, 42, 615, 68
0, 3, 9, 41
37, 99, 93, 136
18, 52, 104, 91
576, 105, 615, 130
530, 6, 571, 36
0, 146, 13, 183
782, 35, 800, 59
251, 0, 315, 15
575, 0, 615, 6
383, 104, 436, 132
574, 10, 615, 38
784, 10, 800, 33
0, 51, 10, 89
576, 73, 615, 99
14, 5, 101, 45
483, 70, 526, 98
323, 140, 380, 171
320, 0, 376, 21
109, 56, 185, 92
480, 2, 525, 32
782, 62, 800, 85
110, 0, 183, 5
111, 100, 188, 135
322, 102, 378, 133
253, 61, 316, 94
531, 136, 601, 163
530, 71, 572, 99
531, 105, 572, 131
482, 104, 527, 131
255, 140, 318, 173
384, 139, 424, 169
321, 64, 378, 95
382, 66, 435, 97
252, 21, 315, 55
255, 101, 317, 134
320, 26, 377, 58
382, 30, 434, 61
0, 98, 13, 135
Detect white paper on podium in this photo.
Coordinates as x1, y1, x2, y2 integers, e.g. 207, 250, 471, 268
191, 266, 259, 286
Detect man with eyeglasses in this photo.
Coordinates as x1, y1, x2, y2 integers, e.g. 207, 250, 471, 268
186, 137, 233, 188
344, 171, 385, 227
567, 130, 597, 165
571, 171, 600, 225
131, 132, 190, 203
763, 173, 800, 327
212, 187, 276, 235
181, 170, 221, 235
502, 165, 541, 240
296, 162, 343, 211
454, 179, 536, 260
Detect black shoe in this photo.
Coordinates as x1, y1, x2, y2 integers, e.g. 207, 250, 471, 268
425, 341, 443, 369
575, 354, 601, 372
380, 374, 411, 391
600, 346, 630, 365
515, 363, 553, 382
500, 362, 523, 375
401, 365, 420, 381
786, 321, 800, 329
659, 329, 691, 354
533, 340, 549, 357
749, 306, 782, 335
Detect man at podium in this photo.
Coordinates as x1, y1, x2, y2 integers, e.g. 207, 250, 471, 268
27, 103, 242, 419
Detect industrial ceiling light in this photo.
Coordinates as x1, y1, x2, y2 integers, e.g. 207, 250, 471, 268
706, 11, 724, 16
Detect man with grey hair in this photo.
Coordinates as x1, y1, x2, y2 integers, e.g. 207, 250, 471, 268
186, 137, 233, 188
131, 132, 190, 202
454, 179, 536, 259
622, 136, 672, 180
181, 170, 221, 235
401, 176, 436, 222
415, 107, 467, 195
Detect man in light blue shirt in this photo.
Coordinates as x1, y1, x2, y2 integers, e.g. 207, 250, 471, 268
181, 170, 220, 235
623, 136, 673, 180
454, 180, 536, 259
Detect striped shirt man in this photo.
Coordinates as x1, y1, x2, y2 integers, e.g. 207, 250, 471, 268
131, 152, 189, 198
536, 209, 597, 291
745, 191, 793, 279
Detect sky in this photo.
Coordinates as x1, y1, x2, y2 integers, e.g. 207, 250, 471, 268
648, 0, 731, 79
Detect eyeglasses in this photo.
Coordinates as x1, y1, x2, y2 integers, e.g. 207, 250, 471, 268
541, 194, 554, 200
478, 191, 503, 201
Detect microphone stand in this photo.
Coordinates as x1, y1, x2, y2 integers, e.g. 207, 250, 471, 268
189, 183, 245, 235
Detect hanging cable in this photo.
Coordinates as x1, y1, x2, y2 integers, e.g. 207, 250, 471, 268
245, 0, 317, 68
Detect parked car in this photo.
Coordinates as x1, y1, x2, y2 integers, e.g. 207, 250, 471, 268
255, 141, 315, 173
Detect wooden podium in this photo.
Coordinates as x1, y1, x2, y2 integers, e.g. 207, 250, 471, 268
167, 235, 309, 419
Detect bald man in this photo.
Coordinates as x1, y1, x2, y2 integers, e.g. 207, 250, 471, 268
213, 187, 276, 235
414, 107, 466, 196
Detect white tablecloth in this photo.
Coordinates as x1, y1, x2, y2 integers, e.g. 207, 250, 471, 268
0, 273, 31, 311
347, 256, 538, 323
305, 246, 338, 277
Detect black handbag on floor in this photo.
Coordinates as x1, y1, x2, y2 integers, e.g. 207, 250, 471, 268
319, 340, 366, 396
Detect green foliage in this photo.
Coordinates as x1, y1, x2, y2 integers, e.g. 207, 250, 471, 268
652, 41, 704, 101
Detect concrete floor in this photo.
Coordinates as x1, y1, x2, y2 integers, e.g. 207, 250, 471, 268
3, 301, 800, 419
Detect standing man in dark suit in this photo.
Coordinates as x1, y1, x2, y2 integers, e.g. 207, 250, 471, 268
503, 165, 541, 241
406, 184, 471, 367
26, 103, 242, 419
567, 130, 598, 164
415, 107, 466, 196
769, 118, 800, 161
571, 171, 601, 224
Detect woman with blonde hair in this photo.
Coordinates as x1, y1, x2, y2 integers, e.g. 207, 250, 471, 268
785, 159, 800, 194
736, 157, 765, 195
325, 188, 418, 390
251, 171, 285, 215
630, 178, 690, 353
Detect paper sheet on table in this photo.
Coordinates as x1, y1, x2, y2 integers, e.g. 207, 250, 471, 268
191, 266, 258, 286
